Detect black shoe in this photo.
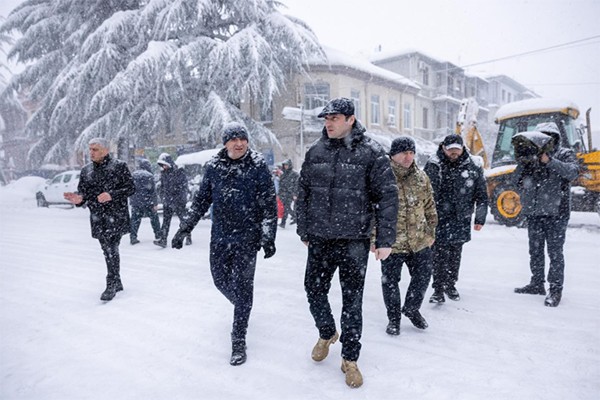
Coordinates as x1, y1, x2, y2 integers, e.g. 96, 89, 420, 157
429, 289, 445, 303
278, 223, 285, 228
100, 285, 116, 301
130, 238, 140, 245
544, 290, 562, 307
153, 239, 167, 248
445, 286, 460, 301
403, 310, 428, 330
230, 340, 247, 366
185, 236, 192, 246
114, 280, 123, 292
385, 322, 400, 336
290, 220, 296, 225
514, 283, 546, 295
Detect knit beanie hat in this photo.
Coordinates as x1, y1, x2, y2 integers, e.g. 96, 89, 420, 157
222, 122, 249, 145
389, 136, 416, 156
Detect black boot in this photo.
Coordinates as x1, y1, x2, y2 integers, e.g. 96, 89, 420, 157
130, 237, 140, 245
544, 287, 562, 307
185, 235, 192, 246
153, 238, 167, 248
100, 284, 116, 301
429, 289, 445, 303
514, 283, 546, 295
385, 321, 400, 336
402, 309, 428, 330
230, 339, 247, 366
445, 286, 460, 301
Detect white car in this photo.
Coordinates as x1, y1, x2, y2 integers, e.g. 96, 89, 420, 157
36, 170, 80, 207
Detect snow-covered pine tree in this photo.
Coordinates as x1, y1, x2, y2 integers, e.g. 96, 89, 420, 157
0, 0, 324, 167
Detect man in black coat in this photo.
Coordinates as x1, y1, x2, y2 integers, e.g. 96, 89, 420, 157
171, 122, 277, 366
64, 137, 135, 301
278, 159, 299, 228
130, 158, 161, 244
296, 97, 398, 388
154, 153, 191, 248
513, 122, 579, 307
424, 134, 488, 304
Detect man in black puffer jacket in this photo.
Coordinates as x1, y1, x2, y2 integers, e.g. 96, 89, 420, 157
64, 138, 135, 301
424, 134, 488, 304
296, 98, 398, 389
129, 158, 161, 244
171, 122, 277, 367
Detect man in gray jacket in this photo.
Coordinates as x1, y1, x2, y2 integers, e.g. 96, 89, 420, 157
513, 122, 579, 307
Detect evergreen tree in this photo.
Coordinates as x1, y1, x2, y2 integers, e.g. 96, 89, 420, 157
0, 0, 324, 166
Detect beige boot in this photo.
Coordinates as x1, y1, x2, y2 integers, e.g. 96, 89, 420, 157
311, 331, 339, 362
341, 359, 363, 388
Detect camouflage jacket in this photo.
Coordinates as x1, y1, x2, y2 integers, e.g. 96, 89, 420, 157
385, 161, 437, 253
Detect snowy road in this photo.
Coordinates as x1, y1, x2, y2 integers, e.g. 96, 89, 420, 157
1, 181, 599, 400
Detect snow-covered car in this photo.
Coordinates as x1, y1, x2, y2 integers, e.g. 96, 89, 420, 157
35, 170, 80, 207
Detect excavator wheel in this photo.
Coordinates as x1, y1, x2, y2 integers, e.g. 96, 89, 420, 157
491, 183, 525, 227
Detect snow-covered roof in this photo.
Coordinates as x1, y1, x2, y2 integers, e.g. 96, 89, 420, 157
494, 98, 580, 121
310, 47, 420, 90
175, 148, 220, 166
369, 47, 445, 65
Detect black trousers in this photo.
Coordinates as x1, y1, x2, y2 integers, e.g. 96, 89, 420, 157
160, 204, 190, 241
527, 215, 569, 290
130, 205, 161, 240
304, 238, 369, 362
431, 242, 464, 291
98, 236, 121, 286
209, 242, 258, 341
381, 247, 433, 323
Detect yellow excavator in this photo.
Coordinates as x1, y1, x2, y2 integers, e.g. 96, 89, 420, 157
456, 97, 600, 226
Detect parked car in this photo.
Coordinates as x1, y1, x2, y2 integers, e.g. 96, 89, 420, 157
36, 170, 80, 207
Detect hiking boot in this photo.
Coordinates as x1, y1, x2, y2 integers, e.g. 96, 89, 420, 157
185, 236, 192, 246
153, 239, 167, 248
311, 331, 339, 362
230, 340, 247, 366
100, 285, 116, 301
402, 310, 428, 330
514, 283, 546, 295
445, 286, 460, 301
385, 322, 400, 336
341, 359, 363, 388
429, 289, 445, 303
130, 238, 140, 245
544, 289, 562, 307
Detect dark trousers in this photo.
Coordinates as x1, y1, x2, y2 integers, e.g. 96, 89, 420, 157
280, 196, 295, 226
381, 247, 433, 323
527, 215, 569, 289
209, 242, 258, 341
160, 204, 190, 241
98, 236, 121, 286
304, 238, 370, 362
130, 205, 161, 239
431, 242, 464, 291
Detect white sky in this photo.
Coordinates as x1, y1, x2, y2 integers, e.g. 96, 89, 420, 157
281, 0, 600, 126
2, 0, 599, 128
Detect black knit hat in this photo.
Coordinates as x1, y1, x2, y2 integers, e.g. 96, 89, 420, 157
222, 122, 249, 145
389, 136, 416, 156
317, 97, 355, 118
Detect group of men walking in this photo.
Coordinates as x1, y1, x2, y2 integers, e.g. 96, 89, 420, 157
65, 97, 577, 389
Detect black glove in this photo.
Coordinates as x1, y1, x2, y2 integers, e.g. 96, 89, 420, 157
262, 241, 276, 259
171, 230, 188, 249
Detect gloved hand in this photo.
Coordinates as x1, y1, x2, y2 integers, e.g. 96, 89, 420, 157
171, 229, 188, 249
262, 241, 276, 259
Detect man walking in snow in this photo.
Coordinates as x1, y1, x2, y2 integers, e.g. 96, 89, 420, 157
129, 158, 161, 245
153, 153, 191, 248
296, 97, 398, 388
171, 122, 277, 366
64, 137, 135, 301
424, 134, 488, 304
374, 136, 437, 335
513, 122, 579, 307
277, 159, 299, 228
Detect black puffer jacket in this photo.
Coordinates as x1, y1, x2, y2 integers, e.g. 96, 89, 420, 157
77, 155, 135, 240
424, 145, 488, 244
513, 146, 579, 217
296, 121, 398, 247
158, 154, 188, 208
130, 159, 158, 208
180, 148, 277, 249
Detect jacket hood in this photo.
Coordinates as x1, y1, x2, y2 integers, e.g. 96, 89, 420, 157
157, 153, 176, 168
137, 158, 153, 173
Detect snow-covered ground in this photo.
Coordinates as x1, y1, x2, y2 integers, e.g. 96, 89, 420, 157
1, 178, 599, 400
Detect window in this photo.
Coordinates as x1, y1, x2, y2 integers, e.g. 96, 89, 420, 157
422, 107, 429, 129
422, 67, 429, 86
370, 95, 380, 125
508, 93, 512, 103
502, 89, 506, 102
387, 99, 397, 126
403, 103, 412, 129
351, 89, 361, 120
304, 83, 330, 110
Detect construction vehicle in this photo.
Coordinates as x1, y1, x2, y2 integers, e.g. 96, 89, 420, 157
483, 98, 600, 226
455, 98, 490, 169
